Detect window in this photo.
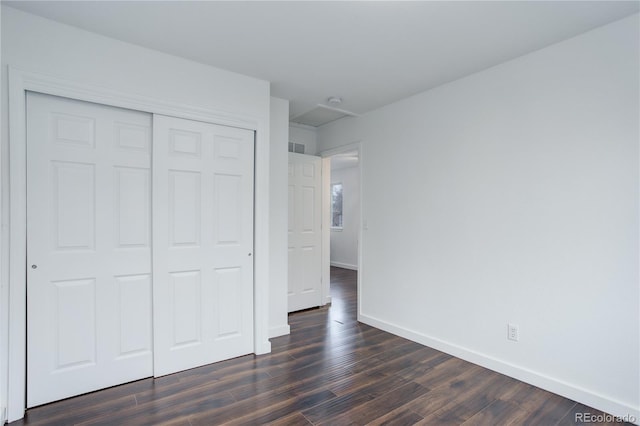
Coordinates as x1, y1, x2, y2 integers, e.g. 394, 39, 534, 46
331, 183, 343, 229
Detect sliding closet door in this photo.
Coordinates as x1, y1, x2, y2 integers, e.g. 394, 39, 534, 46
152, 115, 255, 376
26, 92, 153, 407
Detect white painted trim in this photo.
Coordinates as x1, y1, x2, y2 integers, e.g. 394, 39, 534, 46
6, 67, 271, 422
268, 324, 291, 339
320, 142, 361, 159
360, 313, 640, 422
7, 68, 28, 424
0, 9, 5, 423
288, 121, 317, 132
11, 68, 260, 131
321, 157, 331, 306
330, 262, 358, 271
253, 122, 272, 356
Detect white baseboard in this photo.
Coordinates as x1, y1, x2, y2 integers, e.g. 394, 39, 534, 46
268, 324, 291, 339
360, 313, 639, 423
330, 261, 358, 271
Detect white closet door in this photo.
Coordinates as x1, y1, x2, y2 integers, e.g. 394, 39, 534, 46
287, 153, 322, 312
26, 93, 153, 407
152, 115, 255, 376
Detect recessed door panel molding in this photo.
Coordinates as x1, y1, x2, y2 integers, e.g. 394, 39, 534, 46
215, 267, 242, 338
53, 278, 97, 370
215, 174, 242, 245
215, 135, 242, 160
114, 167, 150, 248
153, 114, 255, 377
168, 170, 202, 247
287, 153, 322, 312
52, 161, 96, 251
301, 247, 319, 293
170, 270, 203, 348
52, 112, 96, 148
302, 186, 316, 232
116, 274, 152, 358
302, 163, 315, 178
27, 92, 153, 408
169, 128, 202, 157
115, 122, 150, 152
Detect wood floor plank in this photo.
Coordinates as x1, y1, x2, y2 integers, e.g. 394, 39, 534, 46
265, 412, 314, 426
319, 381, 430, 426
225, 390, 336, 425
18, 378, 157, 424
365, 406, 424, 426
518, 394, 578, 426
403, 355, 472, 387
77, 389, 236, 426
13, 267, 624, 426
418, 371, 519, 424
327, 370, 413, 399
461, 399, 530, 425
404, 365, 494, 418
17, 394, 136, 426
188, 388, 300, 425
299, 391, 376, 424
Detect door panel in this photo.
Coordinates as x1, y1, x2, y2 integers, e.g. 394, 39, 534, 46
170, 271, 202, 348
288, 153, 322, 312
114, 167, 150, 248
27, 92, 153, 407
54, 278, 96, 369
153, 115, 255, 377
116, 274, 152, 356
169, 170, 201, 246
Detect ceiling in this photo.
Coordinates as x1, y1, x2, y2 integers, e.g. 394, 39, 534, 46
6, 1, 639, 125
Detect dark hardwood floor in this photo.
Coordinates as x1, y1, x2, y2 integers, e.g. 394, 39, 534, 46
13, 267, 630, 425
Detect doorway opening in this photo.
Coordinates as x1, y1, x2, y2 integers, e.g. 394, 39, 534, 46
328, 150, 359, 272
321, 144, 361, 321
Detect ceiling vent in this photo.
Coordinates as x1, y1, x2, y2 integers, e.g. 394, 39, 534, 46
288, 142, 305, 154
290, 104, 359, 127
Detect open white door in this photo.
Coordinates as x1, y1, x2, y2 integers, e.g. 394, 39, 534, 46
288, 153, 323, 312
26, 93, 153, 407
152, 115, 255, 376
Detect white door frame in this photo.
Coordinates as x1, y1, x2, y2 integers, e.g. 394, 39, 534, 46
6, 67, 272, 422
320, 142, 362, 319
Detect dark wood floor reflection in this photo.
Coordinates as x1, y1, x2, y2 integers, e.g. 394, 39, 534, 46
14, 267, 629, 425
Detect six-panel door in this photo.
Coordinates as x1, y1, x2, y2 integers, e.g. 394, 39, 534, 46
152, 115, 255, 377
288, 153, 322, 312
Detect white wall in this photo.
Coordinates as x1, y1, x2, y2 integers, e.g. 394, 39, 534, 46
318, 15, 639, 419
330, 166, 359, 270
1, 6, 283, 421
289, 123, 318, 155
269, 97, 291, 337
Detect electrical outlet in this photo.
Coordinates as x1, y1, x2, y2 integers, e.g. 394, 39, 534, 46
507, 323, 519, 342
